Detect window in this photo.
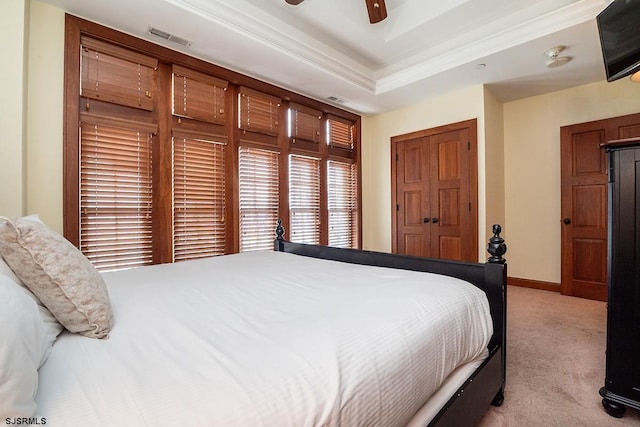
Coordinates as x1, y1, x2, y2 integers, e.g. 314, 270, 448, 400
328, 160, 358, 249
79, 116, 155, 271
65, 17, 361, 269
238, 146, 280, 251
289, 155, 320, 244
238, 87, 281, 136
81, 37, 157, 111
172, 133, 226, 262
288, 104, 321, 144
172, 65, 227, 124
327, 115, 354, 150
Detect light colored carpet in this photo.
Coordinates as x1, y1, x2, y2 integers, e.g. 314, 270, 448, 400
478, 286, 640, 426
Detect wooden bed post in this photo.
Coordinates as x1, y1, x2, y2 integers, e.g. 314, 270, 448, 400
274, 219, 286, 251
486, 223, 507, 407
487, 224, 507, 264
275, 219, 285, 241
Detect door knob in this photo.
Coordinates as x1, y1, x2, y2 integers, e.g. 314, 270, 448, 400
431, 218, 439, 223
563, 218, 571, 225
423, 217, 430, 223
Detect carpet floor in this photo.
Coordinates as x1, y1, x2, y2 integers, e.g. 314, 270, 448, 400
478, 286, 640, 426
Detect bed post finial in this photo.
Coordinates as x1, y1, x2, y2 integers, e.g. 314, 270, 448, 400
487, 224, 507, 264
275, 218, 285, 241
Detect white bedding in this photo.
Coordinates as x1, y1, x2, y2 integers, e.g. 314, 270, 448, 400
35, 251, 492, 427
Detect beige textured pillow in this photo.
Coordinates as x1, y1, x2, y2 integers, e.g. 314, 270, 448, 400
0, 216, 113, 338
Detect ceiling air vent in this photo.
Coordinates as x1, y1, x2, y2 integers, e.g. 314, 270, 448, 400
148, 27, 192, 48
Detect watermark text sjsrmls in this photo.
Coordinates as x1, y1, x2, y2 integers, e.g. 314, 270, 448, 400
5, 418, 46, 425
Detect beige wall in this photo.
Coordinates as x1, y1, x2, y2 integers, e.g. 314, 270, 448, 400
1, 0, 29, 218
503, 78, 640, 284
1, 0, 64, 231
483, 87, 506, 246
27, 1, 65, 232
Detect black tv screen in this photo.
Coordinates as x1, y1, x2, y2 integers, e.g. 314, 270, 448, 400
596, 0, 640, 81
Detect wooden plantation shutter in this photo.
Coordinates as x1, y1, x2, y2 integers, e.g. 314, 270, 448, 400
238, 87, 281, 136
172, 65, 228, 124
327, 115, 354, 150
172, 131, 226, 262
238, 146, 279, 251
289, 104, 321, 144
327, 160, 358, 249
80, 37, 157, 110
289, 155, 320, 244
79, 114, 156, 271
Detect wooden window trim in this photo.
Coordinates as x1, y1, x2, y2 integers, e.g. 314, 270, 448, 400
63, 14, 362, 262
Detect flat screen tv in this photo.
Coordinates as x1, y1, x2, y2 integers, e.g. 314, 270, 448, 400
596, 0, 640, 82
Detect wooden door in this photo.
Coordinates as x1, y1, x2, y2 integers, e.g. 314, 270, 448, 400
430, 127, 475, 261
392, 119, 478, 262
395, 137, 431, 257
560, 113, 640, 301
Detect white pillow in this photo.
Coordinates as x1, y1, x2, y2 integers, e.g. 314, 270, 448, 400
0, 249, 22, 284
0, 216, 112, 338
0, 251, 63, 349
0, 274, 52, 417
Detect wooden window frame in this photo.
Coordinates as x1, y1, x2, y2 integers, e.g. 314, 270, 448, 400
63, 14, 362, 266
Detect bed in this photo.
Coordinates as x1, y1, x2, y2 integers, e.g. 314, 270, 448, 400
0, 217, 506, 426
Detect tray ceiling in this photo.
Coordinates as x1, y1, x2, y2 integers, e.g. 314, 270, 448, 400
42, 0, 612, 114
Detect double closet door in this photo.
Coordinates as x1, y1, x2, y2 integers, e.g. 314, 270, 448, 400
392, 119, 478, 262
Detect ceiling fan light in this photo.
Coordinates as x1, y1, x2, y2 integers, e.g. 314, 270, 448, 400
547, 56, 572, 68
543, 46, 571, 68
632, 71, 640, 83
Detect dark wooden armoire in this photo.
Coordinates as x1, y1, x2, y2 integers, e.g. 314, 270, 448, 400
600, 137, 640, 418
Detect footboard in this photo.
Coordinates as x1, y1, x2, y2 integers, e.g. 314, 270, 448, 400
274, 221, 507, 426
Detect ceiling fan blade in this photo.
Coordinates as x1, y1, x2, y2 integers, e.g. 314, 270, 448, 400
365, 0, 387, 24
285, 0, 305, 4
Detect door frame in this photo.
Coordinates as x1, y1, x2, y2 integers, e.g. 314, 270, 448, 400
391, 119, 478, 260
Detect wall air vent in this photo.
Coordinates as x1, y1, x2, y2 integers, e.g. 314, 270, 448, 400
326, 96, 346, 104
148, 27, 192, 47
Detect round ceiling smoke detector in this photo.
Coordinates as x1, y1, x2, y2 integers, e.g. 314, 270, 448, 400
544, 46, 572, 68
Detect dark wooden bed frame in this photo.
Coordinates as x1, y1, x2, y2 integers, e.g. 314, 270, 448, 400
274, 221, 507, 426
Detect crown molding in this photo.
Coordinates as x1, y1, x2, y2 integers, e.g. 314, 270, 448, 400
376, 0, 606, 93
165, 0, 377, 92
166, 0, 606, 97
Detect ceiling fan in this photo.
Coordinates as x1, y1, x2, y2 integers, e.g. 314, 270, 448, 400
284, 0, 388, 24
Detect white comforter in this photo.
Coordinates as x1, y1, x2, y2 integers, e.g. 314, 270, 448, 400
35, 251, 492, 427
